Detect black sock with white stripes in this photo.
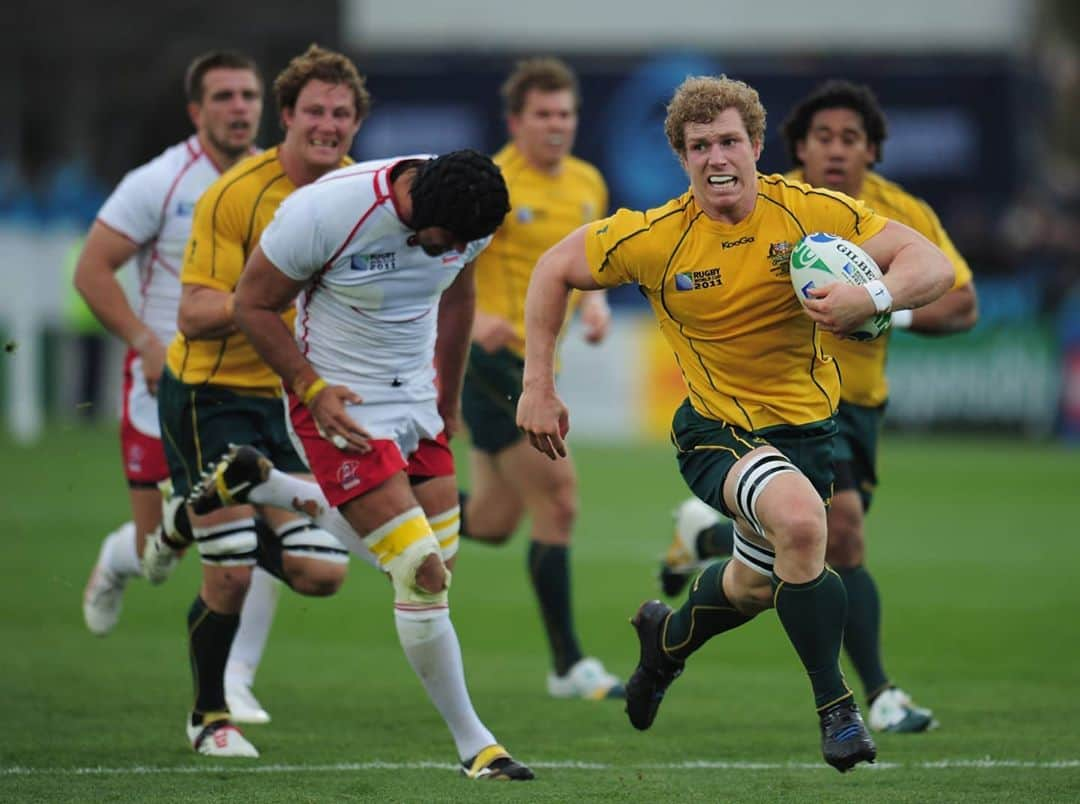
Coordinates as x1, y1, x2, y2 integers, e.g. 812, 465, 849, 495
663, 559, 753, 661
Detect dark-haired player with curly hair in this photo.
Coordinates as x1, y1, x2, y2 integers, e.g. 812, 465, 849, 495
220, 149, 532, 780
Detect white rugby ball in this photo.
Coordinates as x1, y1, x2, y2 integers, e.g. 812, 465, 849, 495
789, 232, 891, 341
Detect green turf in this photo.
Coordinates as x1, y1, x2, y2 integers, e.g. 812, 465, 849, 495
2, 425, 1079, 802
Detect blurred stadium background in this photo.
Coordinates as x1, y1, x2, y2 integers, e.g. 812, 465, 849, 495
3, 1, 1080, 800
3, 0, 1080, 443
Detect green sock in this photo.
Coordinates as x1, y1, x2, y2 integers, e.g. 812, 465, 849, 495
696, 520, 735, 559
664, 559, 753, 661
188, 596, 239, 721
772, 568, 852, 710
527, 542, 583, 675
837, 566, 889, 699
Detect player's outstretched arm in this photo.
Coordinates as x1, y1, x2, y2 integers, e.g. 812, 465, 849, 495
518, 226, 601, 460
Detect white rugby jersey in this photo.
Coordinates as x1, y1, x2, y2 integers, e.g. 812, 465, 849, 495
260, 156, 491, 404
96, 135, 228, 344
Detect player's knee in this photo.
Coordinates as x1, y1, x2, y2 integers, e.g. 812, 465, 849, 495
534, 483, 578, 535
285, 558, 347, 597
362, 507, 451, 607
825, 501, 864, 568
468, 527, 515, 546
771, 500, 826, 556
202, 567, 252, 611
195, 518, 258, 610
414, 552, 448, 594
825, 531, 864, 568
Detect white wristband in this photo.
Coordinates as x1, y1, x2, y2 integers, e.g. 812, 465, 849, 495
863, 280, 893, 313
890, 309, 913, 329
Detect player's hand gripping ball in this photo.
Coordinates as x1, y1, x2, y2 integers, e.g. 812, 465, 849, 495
789, 232, 891, 341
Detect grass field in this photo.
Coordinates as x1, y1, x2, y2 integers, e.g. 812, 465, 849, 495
2, 424, 1079, 802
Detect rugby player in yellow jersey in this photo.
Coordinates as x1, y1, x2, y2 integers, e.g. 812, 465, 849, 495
156, 45, 370, 757
516, 75, 954, 771
661, 80, 978, 734
459, 58, 624, 699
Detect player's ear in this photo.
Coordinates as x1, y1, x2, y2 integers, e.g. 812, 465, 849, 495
187, 101, 202, 130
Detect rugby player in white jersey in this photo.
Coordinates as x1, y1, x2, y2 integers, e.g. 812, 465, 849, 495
214, 149, 534, 779
75, 50, 280, 722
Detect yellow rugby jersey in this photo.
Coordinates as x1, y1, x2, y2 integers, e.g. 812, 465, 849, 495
789, 170, 974, 407
167, 147, 349, 392
585, 174, 887, 431
474, 143, 607, 357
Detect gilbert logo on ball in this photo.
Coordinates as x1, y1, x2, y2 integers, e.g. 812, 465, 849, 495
789, 232, 891, 342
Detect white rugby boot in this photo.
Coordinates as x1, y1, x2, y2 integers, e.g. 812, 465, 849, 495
186, 718, 259, 757
547, 657, 625, 700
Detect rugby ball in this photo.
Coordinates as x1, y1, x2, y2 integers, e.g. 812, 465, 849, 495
789, 232, 890, 341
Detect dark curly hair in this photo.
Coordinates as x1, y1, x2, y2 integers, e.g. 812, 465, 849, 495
780, 80, 887, 167
410, 149, 511, 243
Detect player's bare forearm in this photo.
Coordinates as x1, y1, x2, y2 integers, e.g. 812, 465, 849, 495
523, 227, 602, 391
233, 247, 310, 389
909, 282, 978, 334
862, 220, 954, 310
73, 221, 147, 347
435, 263, 477, 412
177, 284, 238, 340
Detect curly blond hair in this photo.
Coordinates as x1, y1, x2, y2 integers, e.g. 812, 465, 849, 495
273, 44, 370, 123
664, 76, 766, 157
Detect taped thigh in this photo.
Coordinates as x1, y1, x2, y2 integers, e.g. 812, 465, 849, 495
276, 519, 350, 565
194, 517, 258, 566
362, 506, 449, 613
732, 450, 799, 538
732, 522, 776, 578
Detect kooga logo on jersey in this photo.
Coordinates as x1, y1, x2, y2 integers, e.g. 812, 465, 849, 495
721, 236, 755, 249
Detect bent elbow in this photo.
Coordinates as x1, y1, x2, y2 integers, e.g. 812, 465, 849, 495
177, 307, 206, 340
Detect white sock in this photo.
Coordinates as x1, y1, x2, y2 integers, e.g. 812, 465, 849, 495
395, 609, 496, 761
228, 567, 281, 683
102, 522, 142, 580
247, 469, 379, 569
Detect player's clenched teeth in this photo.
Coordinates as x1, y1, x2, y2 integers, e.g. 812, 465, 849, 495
708, 175, 736, 186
